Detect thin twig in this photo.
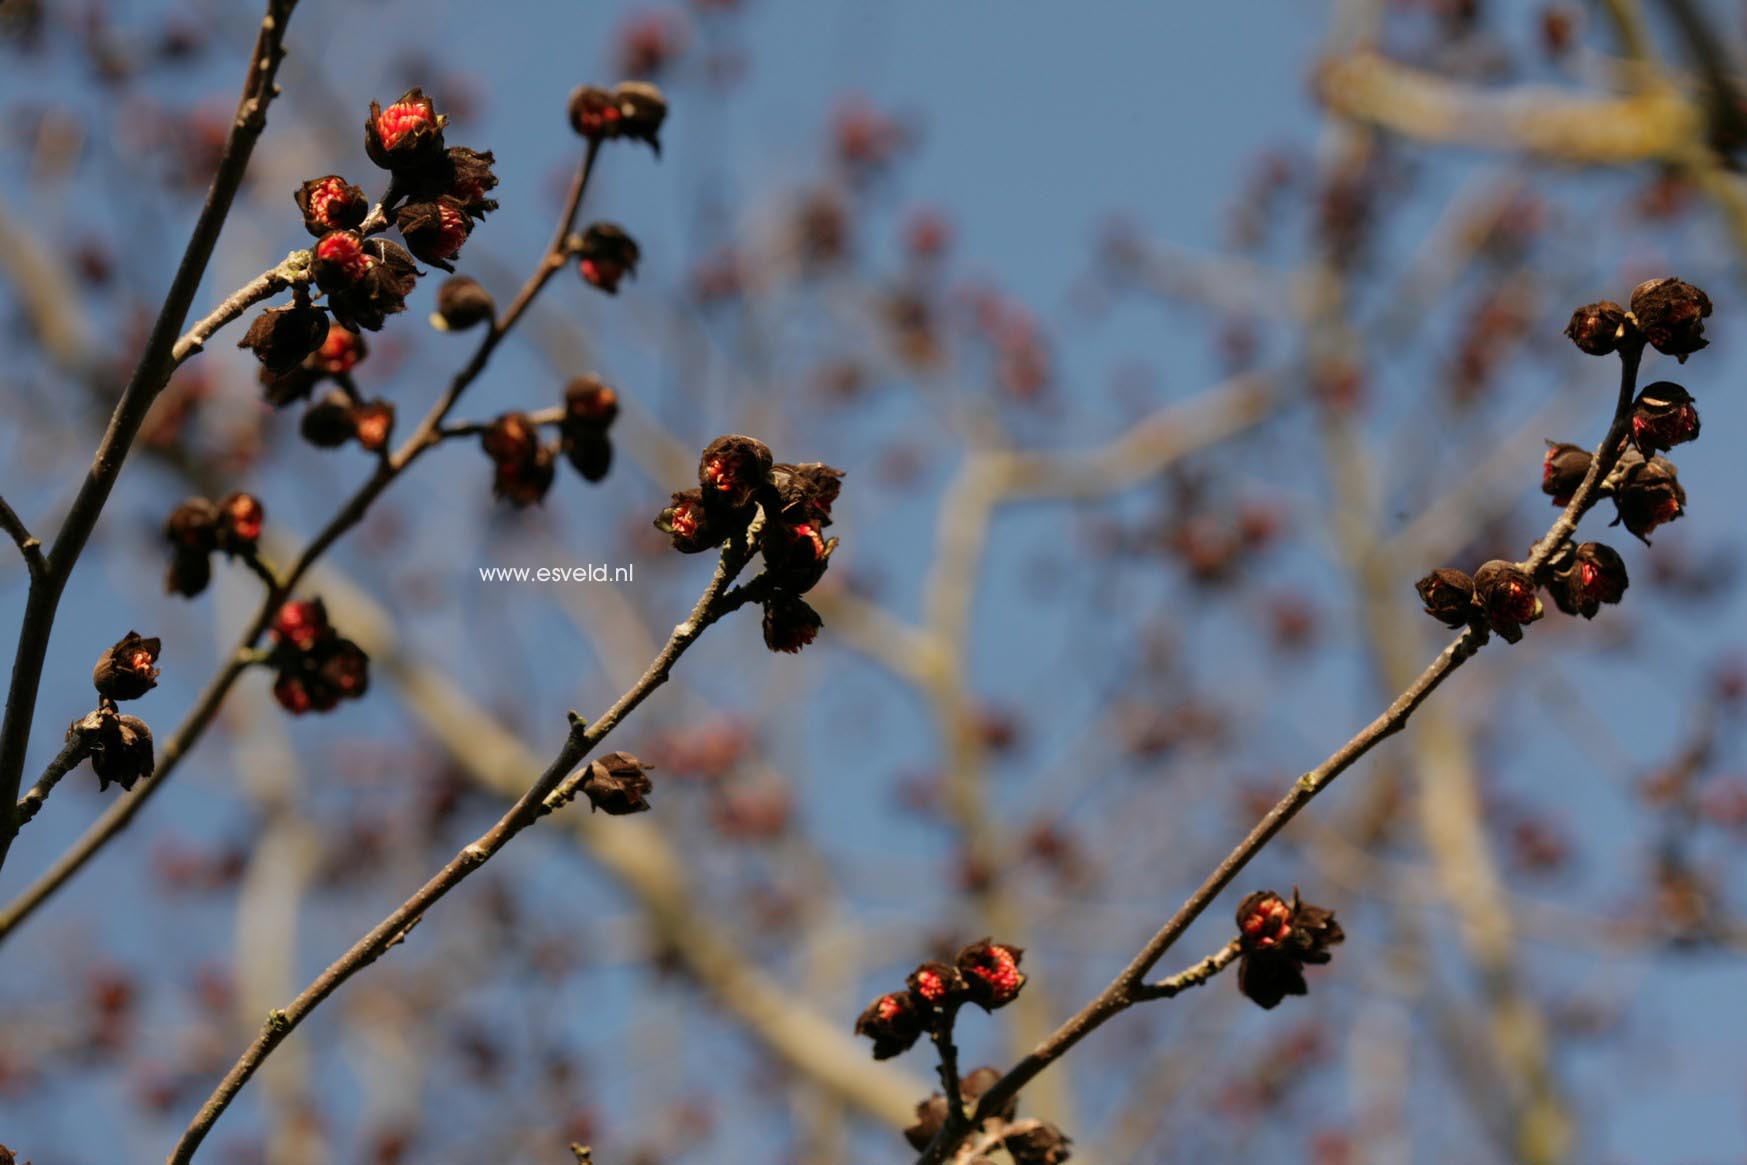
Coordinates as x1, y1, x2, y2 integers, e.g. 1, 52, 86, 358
12, 730, 95, 829
1129, 941, 1242, 1001
0, 495, 45, 579
0, 140, 604, 943
0, 0, 298, 871
916, 343, 1645, 1164
168, 537, 755, 1161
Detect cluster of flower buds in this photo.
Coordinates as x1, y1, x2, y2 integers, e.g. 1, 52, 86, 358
260, 324, 367, 407
854, 938, 1025, 1060
904, 1067, 1017, 1149
300, 391, 395, 455
70, 704, 155, 795
1416, 561, 1550, 644
655, 436, 846, 654
264, 599, 369, 715
235, 89, 498, 399
560, 375, 619, 482
81, 632, 162, 792
1567, 277, 1711, 362
577, 222, 640, 294
162, 493, 265, 597
481, 412, 557, 507
567, 80, 668, 154
1234, 889, 1344, 1010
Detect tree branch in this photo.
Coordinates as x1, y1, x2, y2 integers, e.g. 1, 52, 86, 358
0, 495, 44, 580
0, 0, 298, 871
168, 537, 754, 1161
11, 728, 95, 830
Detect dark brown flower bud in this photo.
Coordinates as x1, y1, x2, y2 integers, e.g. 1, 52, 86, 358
1235, 888, 1344, 1009
86, 713, 154, 792
312, 230, 370, 291
351, 400, 395, 453
215, 491, 264, 552
270, 598, 330, 652
314, 636, 370, 702
577, 222, 640, 294
300, 391, 358, 448
493, 447, 557, 508
314, 324, 367, 375
656, 489, 720, 552
1629, 277, 1712, 362
328, 239, 422, 333
699, 434, 773, 510
431, 275, 495, 331
612, 80, 668, 154
1542, 441, 1592, 506
1564, 300, 1627, 356
442, 147, 499, 219
365, 88, 448, 171
1003, 1123, 1073, 1165
482, 411, 542, 465
1414, 567, 1477, 629
396, 197, 473, 271
1612, 454, 1686, 543
962, 1065, 1017, 1121
956, 938, 1026, 1012
761, 519, 836, 594
903, 1095, 950, 1151
580, 751, 654, 815
1473, 560, 1543, 644
163, 497, 219, 553
294, 175, 368, 237
563, 375, 620, 429
761, 594, 823, 653
1549, 541, 1629, 619
854, 991, 924, 1060
1629, 381, 1700, 456
237, 303, 329, 375
93, 631, 161, 701
165, 548, 212, 598
772, 461, 845, 525
568, 85, 622, 139
563, 430, 613, 483
905, 961, 967, 1014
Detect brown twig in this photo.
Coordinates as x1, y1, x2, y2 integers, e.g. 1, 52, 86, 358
0, 495, 44, 580
168, 537, 757, 1161
916, 342, 1644, 1164
0, 0, 298, 871
0, 139, 604, 943
12, 728, 95, 829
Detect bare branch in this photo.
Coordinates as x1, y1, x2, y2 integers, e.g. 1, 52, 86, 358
0, 495, 44, 580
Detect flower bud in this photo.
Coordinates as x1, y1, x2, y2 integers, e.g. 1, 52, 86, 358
93, 631, 161, 701
1003, 1123, 1073, 1165
903, 1095, 950, 1151
314, 324, 367, 375
87, 713, 154, 792
1629, 381, 1700, 456
431, 276, 495, 331
698, 434, 773, 510
568, 85, 621, 139
1235, 888, 1344, 1009
563, 430, 613, 483
905, 961, 967, 1014
315, 637, 370, 702
655, 489, 720, 553
300, 391, 358, 448
238, 303, 330, 375
365, 88, 448, 171
442, 146, 499, 219
294, 175, 367, 237
956, 938, 1026, 1012
773, 461, 845, 526
1549, 541, 1628, 619
491, 449, 557, 508
348, 400, 394, 453
313, 230, 370, 291
562, 375, 620, 429
579, 751, 654, 815
612, 80, 668, 154
165, 548, 212, 598
1414, 567, 1477, 629
215, 491, 264, 552
396, 197, 473, 271
962, 1065, 1017, 1122
1541, 441, 1592, 506
1473, 560, 1542, 644
163, 497, 219, 553
271, 599, 330, 652
482, 411, 542, 465
1563, 300, 1626, 356
1629, 277, 1711, 362
854, 991, 924, 1060
761, 594, 823, 653
761, 519, 836, 593
577, 222, 640, 293
1612, 454, 1685, 543
328, 239, 421, 333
